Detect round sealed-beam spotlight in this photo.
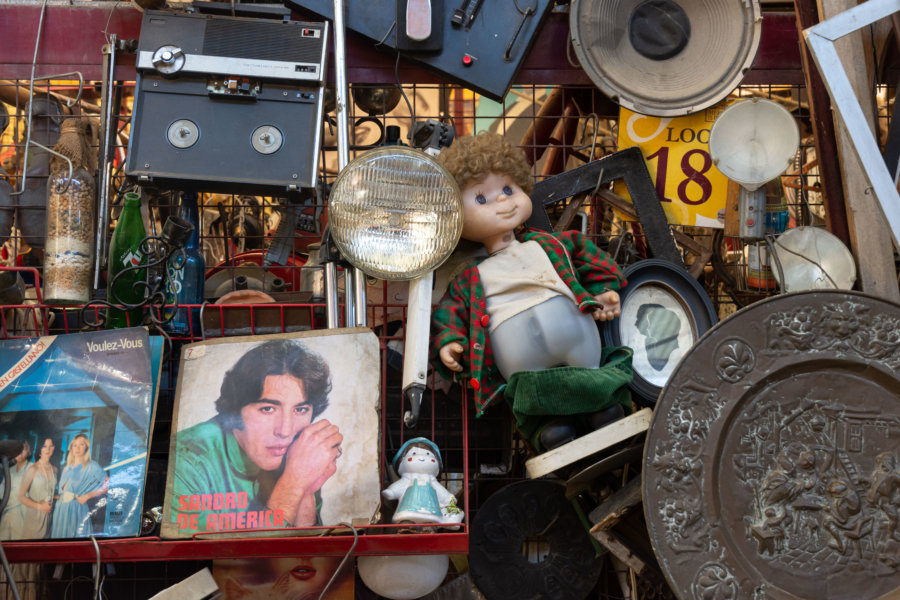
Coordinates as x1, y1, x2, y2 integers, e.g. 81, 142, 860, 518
328, 146, 463, 281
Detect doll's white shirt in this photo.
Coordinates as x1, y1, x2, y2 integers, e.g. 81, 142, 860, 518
479, 239, 577, 332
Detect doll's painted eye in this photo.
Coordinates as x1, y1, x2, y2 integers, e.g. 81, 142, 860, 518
502, 186, 513, 196
475, 193, 486, 205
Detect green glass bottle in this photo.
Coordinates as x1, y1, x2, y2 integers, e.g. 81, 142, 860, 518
106, 192, 147, 328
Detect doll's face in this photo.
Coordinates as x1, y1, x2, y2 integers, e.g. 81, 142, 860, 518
461, 172, 532, 246
398, 446, 440, 477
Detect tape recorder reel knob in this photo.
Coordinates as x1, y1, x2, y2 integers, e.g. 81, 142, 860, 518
251, 125, 284, 155
167, 119, 200, 149
152, 45, 186, 75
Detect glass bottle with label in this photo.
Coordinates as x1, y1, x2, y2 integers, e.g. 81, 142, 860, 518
106, 192, 147, 328
164, 191, 205, 336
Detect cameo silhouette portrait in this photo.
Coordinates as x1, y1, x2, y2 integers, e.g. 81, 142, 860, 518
634, 304, 682, 372
619, 287, 696, 388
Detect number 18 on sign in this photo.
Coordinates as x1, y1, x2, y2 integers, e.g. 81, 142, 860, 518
614, 104, 730, 228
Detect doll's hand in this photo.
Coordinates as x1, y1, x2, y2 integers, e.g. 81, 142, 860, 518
592, 291, 621, 321
439, 342, 465, 372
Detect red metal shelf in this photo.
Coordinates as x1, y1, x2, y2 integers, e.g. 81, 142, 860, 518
2, 531, 469, 563
0, 267, 473, 563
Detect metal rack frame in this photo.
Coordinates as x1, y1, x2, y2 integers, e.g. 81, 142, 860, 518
0, 3, 815, 572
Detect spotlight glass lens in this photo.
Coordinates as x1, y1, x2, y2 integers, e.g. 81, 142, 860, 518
329, 147, 463, 280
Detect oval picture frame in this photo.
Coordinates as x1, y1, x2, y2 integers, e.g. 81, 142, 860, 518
601, 259, 717, 405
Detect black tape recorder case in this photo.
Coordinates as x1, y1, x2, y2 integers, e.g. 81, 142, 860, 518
126, 10, 328, 194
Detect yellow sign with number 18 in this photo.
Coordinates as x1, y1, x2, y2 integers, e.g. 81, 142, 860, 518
613, 102, 732, 227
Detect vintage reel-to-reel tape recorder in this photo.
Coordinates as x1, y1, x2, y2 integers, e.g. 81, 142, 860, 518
126, 10, 328, 194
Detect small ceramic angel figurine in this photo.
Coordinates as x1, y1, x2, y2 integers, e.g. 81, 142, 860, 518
382, 438, 464, 526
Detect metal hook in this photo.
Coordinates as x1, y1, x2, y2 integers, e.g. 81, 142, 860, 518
590, 167, 606, 197
581, 113, 601, 161
29, 141, 74, 194
88, 534, 102, 599
317, 522, 358, 600
32, 71, 85, 108
12, 0, 48, 197
199, 300, 210, 340
12, 0, 84, 196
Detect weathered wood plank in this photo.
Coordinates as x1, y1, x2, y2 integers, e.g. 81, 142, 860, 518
525, 408, 651, 479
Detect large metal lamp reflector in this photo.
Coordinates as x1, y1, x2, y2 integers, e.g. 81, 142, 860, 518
328, 146, 463, 281
708, 98, 799, 238
570, 0, 762, 116
771, 226, 857, 292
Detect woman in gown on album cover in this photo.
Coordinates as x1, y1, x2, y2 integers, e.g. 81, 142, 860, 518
0, 441, 31, 540
50, 434, 108, 538
17, 437, 58, 539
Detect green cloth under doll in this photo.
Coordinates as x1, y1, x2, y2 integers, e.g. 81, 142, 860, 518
504, 346, 634, 452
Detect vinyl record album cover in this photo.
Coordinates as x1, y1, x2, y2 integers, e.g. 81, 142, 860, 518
162, 328, 381, 538
0, 327, 158, 539
212, 556, 355, 599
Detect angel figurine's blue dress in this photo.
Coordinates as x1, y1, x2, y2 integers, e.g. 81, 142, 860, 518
382, 438, 464, 526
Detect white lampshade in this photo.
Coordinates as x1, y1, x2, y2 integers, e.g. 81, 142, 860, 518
708, 97, 799, 191
357, 554, 449, 599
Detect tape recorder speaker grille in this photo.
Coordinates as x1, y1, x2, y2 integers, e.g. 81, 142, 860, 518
203, 20, 323, 62
570, 0, 762, 116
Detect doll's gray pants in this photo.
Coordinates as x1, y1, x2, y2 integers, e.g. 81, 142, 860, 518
490, 295, 602, 380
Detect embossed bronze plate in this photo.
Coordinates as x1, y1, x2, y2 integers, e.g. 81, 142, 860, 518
643, 291, 900, 600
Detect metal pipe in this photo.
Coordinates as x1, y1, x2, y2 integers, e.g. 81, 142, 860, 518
324, 261, 340, 328
11, 0, 48, 197
343, 274, 356, 327
333, 0, 355, 327
332, 0, 350, 172
328, 0, 367, 328
351, 268, 367, 327
94, 35, 118, 291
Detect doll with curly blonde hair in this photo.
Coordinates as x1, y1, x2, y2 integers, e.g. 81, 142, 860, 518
431, 133, 634, 452
439, 132, 533, 195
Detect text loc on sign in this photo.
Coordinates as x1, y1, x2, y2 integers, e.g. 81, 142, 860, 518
614, 103, 732, 228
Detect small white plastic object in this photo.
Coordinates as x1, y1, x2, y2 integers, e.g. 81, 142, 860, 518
357, 554, 449, 599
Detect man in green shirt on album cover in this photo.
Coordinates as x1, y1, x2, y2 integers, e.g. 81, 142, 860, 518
171, 339, 343, 533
